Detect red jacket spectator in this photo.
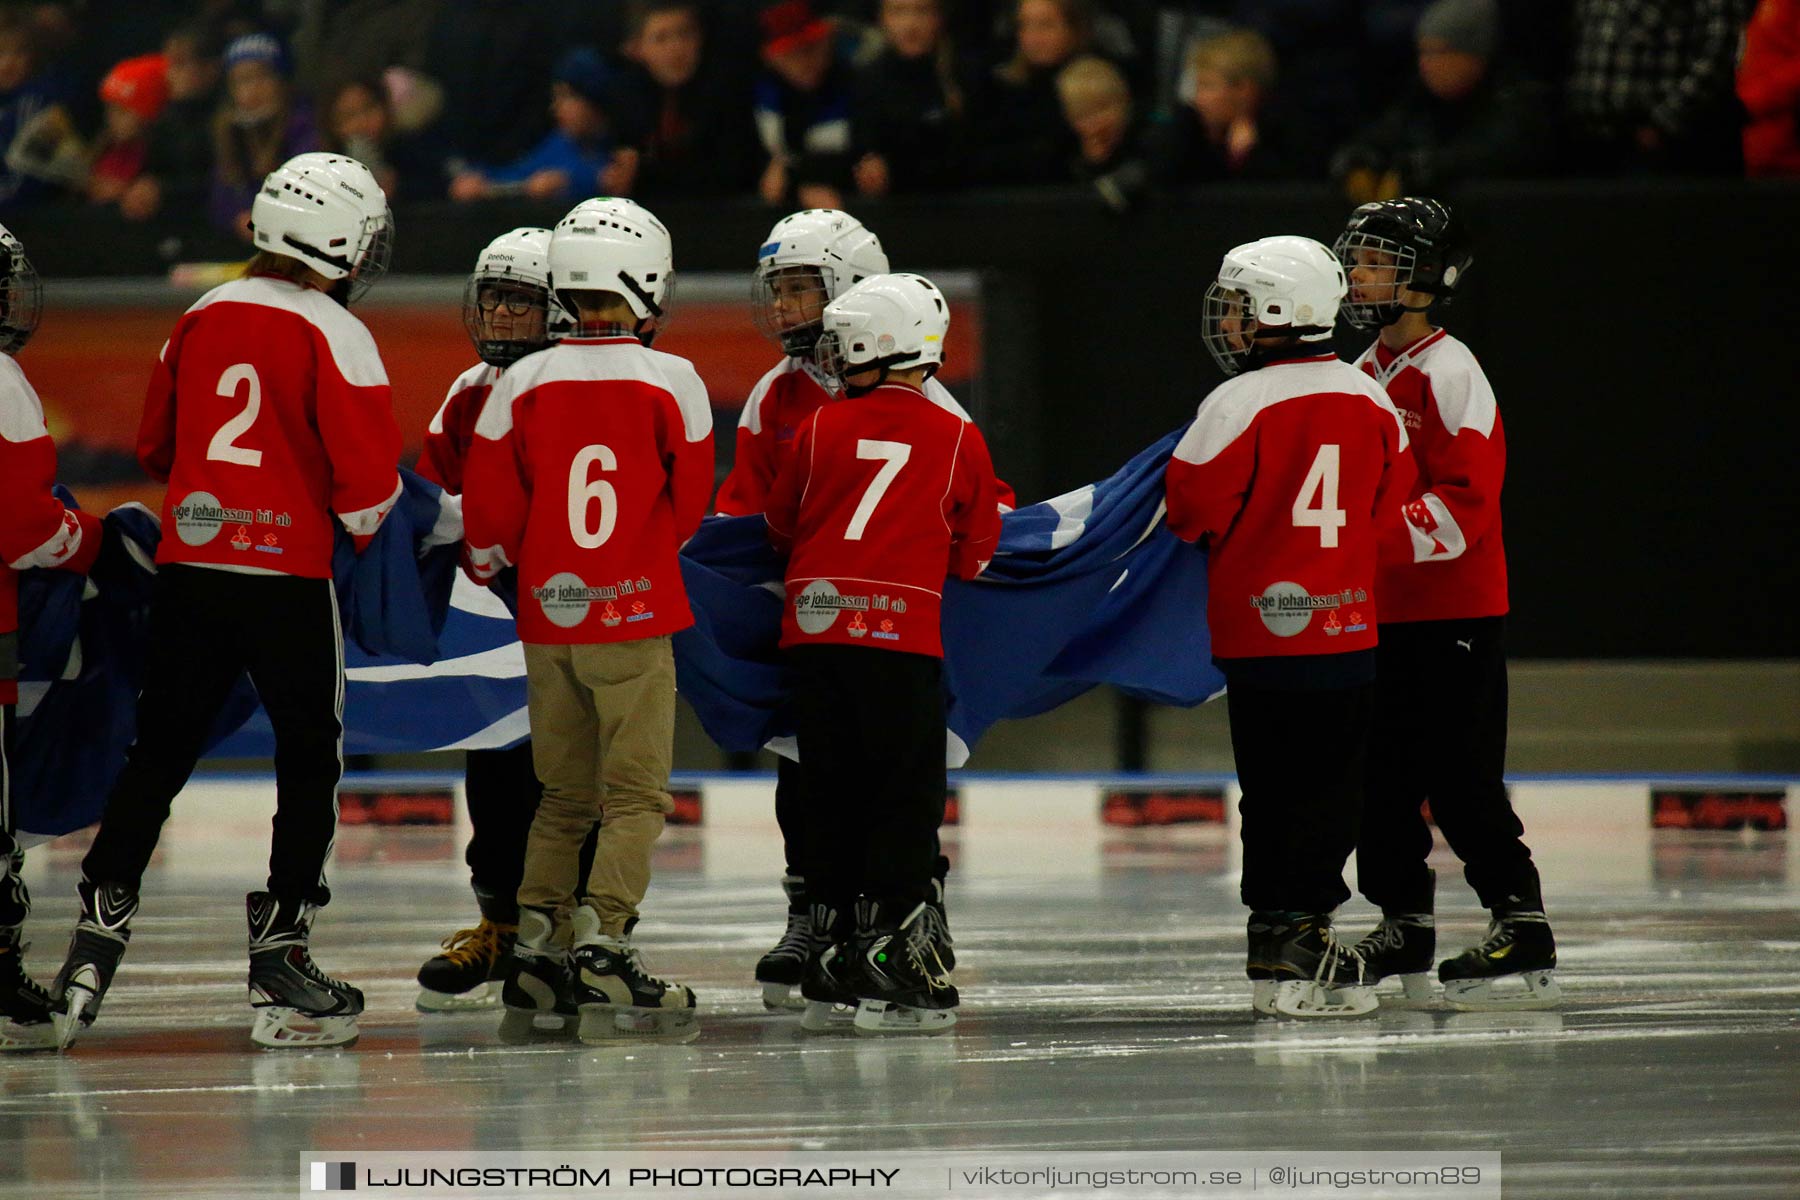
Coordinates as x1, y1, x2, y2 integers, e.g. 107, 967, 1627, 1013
1741, 0, 1800, 174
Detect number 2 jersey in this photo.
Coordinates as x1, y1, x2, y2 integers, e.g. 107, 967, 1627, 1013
462, 335, 715, 646
139, 274, 403, 578
1351, 329, 1508, 624
764, 381, 1002, 657
1165, 352, 1408, 662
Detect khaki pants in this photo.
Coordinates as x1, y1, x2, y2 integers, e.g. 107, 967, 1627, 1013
519, 636, 675, 937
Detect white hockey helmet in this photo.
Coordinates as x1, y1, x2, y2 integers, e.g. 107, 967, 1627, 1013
815, 272, 949, 396
249, 152, 393, 304
0, 223, 42, 355
462, 227, 568, 367
752, 209, 890, 357
1201, 235, 1345, 377
547, 197, 674, 341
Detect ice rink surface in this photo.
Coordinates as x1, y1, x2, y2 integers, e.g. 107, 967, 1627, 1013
3, 780, 1797, 1200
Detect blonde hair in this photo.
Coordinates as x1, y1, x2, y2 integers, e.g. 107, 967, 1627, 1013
1055, 55, 1129, 122
243, 250, 319, 285
1190, 28, 1277, 91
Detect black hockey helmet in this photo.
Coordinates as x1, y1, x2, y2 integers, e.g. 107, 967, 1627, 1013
1332, 196, 1472, 330
0, 223, 43, 355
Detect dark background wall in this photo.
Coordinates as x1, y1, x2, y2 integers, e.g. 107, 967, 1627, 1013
24, 180, 1800, 658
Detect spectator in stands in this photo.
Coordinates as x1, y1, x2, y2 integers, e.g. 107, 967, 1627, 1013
613, 0, 758, 198
1057, 56, 1139, 177
972, 0, 1093, 185
1229, 0, 1366, 159
0, 14, 77, 208
425, 0, 557, 170
1144, 27, 1313, 184
209, 34, 318, 238
1332, 0, 1555, 202
88, 54, 169, 210
121, 24, 223, 223
851, 0, 974, 196
323, 75, 443, 202
449, 48, 625, 204
754, 0, 856, 208
1567, 0, 1752, 176
1738, 0, 1800, 175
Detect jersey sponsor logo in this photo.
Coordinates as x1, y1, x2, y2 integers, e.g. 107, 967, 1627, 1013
254, 530, 283, 556
532, 571, 624, 629
626, 599, 655, 623
845, 610, 869, 638
229, 525, 252, 551
173, 490, 255, 547
872, 616, 900, 642
1249, 582, 1368, 638
1344, 609, 1367, 633
794, 579, 869, 635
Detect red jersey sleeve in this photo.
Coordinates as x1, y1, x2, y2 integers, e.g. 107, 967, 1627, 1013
714, 367, 783, 517
1165, 400, 1258, 546
0, 361, 100, 575
1388, 348, 1502, 566
462, 379, 530, 583
658, 356, 716, 543
948, 422, 1002, 579
137, 330, 182, 483
763, 410, 813, 556
419, 364, 497, 495
311, 315, 403, 550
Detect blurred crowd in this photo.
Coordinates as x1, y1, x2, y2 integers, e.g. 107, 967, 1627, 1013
0, 0, 1790, 231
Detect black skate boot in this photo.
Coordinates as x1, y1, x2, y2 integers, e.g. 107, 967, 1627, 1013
246, 892, 363, 1049
52, 879, 138, 1049
1, 926, 60, 1052
498, 905, 578, 1043
799, 900, 859, 1032
1352, 913, 1436, 1006
1439, 910, 1559, 1011
851, 897, 957, 1035
416, 891, 517, 1013
754, 875, 812, 1011
569, 907, 697, 1044
1268, 912, 1375, 1019
1245, 911, 1295, 1015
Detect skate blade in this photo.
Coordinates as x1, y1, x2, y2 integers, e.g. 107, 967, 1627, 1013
577, 1004, 699, 1045
1273, 980, 1377, 1019
800, 999, 855, 1032
1375, 973, 1438, 1010
852, 999, 957, 1036
55, 985, 97, 1050
497, 1006, 579, 1044
0, 1019, 60, 1052
250, 1007, 359, 1050
761, 982, 806, 1012
1442, 970, 1561, 1012
416, 981, 503, 1014
1250, 979, 1278, 1016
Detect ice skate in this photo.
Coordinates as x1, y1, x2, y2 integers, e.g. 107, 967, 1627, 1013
569, 907, 697, 1044
929, 860, 955, 972
799, 901, 859, 1032
498, 906, 579, 1043
1352, 912, 1436, 1007
1245, 911, 1292, 1015
416, 918, 517, 1013
1439, 911, 1560, 1011
851, 898, 957, 1036
245, 892, 363, 1049
754, 875, 812, 1011
51, 879, 138, 1050
0, 928, 59, 1052
1268, 913, 1376, 1019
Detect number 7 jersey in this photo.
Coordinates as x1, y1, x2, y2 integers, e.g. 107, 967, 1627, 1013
764, 382, 1002, 657
1164, 352, 1409, 661
139, 274, 403, 578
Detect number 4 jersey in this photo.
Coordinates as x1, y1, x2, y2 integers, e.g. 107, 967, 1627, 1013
764, 382, 1002, 657
463, 335, 715, 645
1165, 353, 1409, 661
140, 274, 404, 578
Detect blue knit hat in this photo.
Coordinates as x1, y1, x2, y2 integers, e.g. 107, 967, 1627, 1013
224, 33, 287, 77
553, 47, 614, 107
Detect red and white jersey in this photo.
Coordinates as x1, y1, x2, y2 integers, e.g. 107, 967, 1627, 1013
140, 274, 403, 578
419, 362, 500, 496
765, 382, 1001, 657
1166, 353, 1408, 661
464, 336, 715, 646
1353, 329, 1508, 623
715, 356, 1016, 515
1, 354, 101, 705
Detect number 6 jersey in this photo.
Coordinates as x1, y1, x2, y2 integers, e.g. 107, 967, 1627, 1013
139, 273, 403, 578
764, 382, 1001, 657
463, 335, 715, 645
1164, 352, 1409, 662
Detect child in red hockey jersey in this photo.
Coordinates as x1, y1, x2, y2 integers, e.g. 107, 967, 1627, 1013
1335, 197, 1558, 1011
1165, 235, 1407, 1019
764, 272, 1000, 1034
55, 153, 402, 1050
0, 223, 103, 1052
464, 198, 712, 1044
